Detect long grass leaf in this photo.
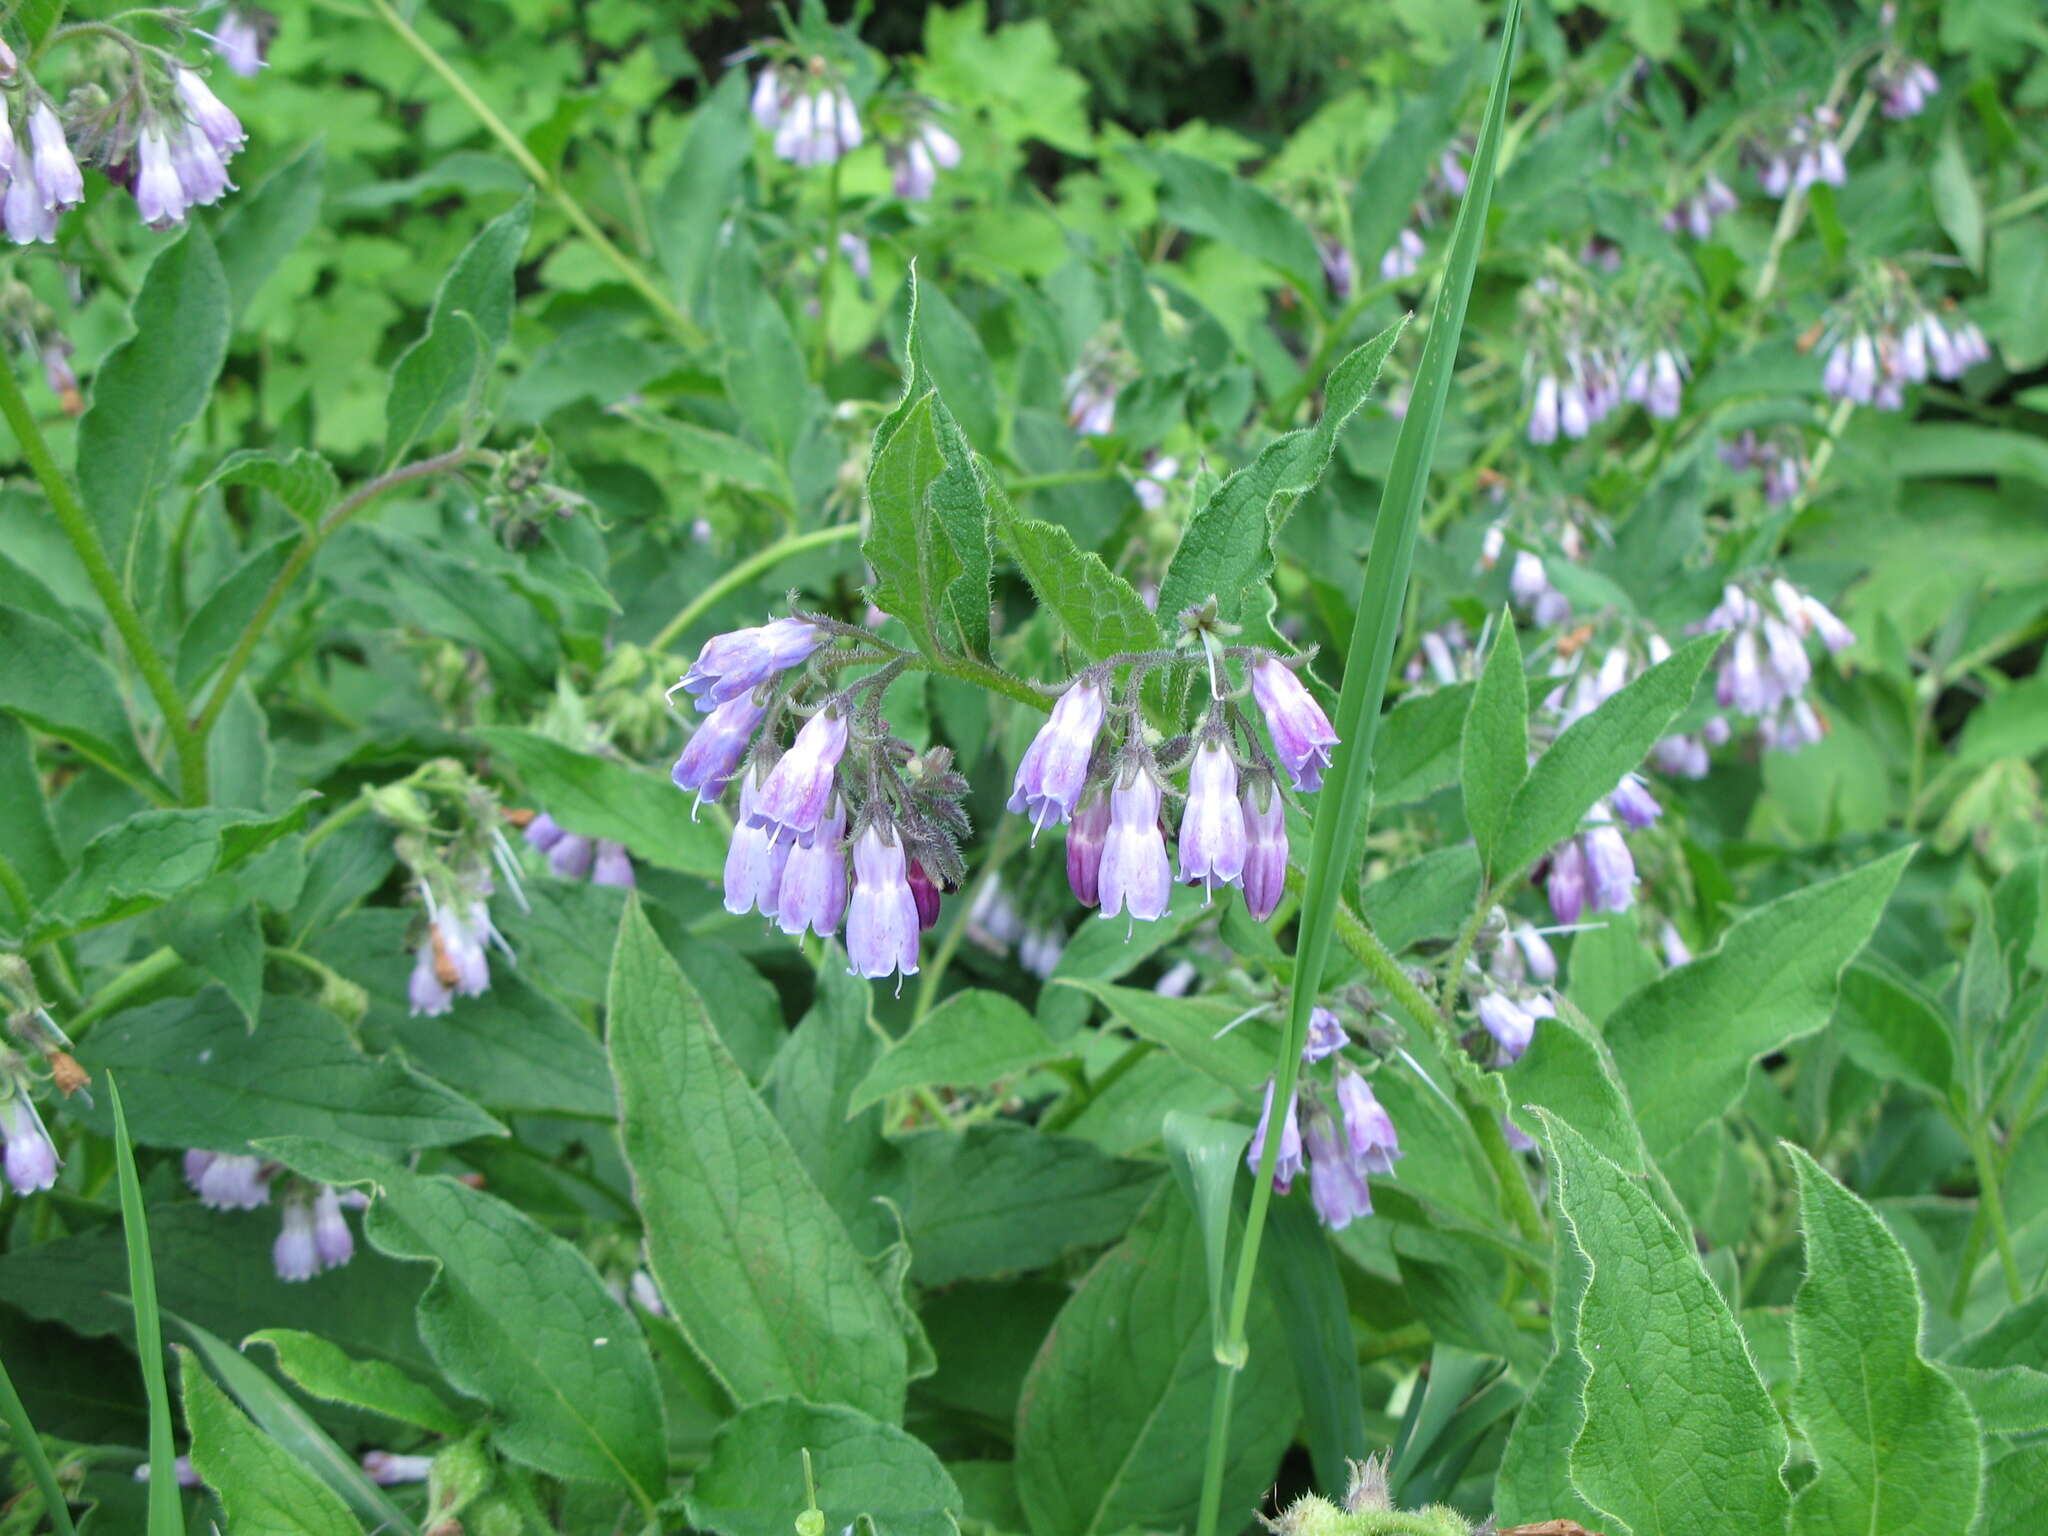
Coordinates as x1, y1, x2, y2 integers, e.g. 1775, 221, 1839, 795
108, 1074, 181, 1536
0, 1354, 81, 1536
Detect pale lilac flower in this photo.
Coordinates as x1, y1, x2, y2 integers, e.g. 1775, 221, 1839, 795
0, 114, 14, 181
133, 128, 188, 229
1880, 57, 1939, 119
134, 1456, 201, 1486
273, 1197, 319, 1282
1097, 768, 1172, 924
750, 707, 849, 845
1652, 733, 1711, 778
1759, 155, 1792, 198
1438, 146, 1469, 196
1304, 1108, 1374, 1229
777, 798, 848, 939
1718, 627, 1768, 715
1762, 616, 1812, 701
1240, 777, 1288, 923
592, 841, 635, 888
191, 1151, 273, 1210
1608, 773, 1661, 829
629, 1268, 665, 1316
1018, 926, 1064, 979
1066, 790, 1109, 908
170, 121, 234, 208
1378, 227, 1424, 282
890, 122, 960, 200
1660, 921, 1693, 968
0, 1093, 56, 1194
548, 834, 596, 880
723, 767, 790, 918
5, 166, 58, 243
1251, 658, 1338, 792
1546, 837, 1589, 925
679, 618, 824, 709
1247, 1080, 1303, 1193
1509, 550, 1551, 611
1178, 741, 1246, 899
1921, 314, 1962, 379
1009, 679, 1106, 837
1154, 959, 1198, 997
407, 945, 453, 1017
1800, 595, 1855, 653
846, 825, 920, 982
671, 694, 765, 811
1477, 992, 1537, 1064
1302, 1006, 1346, 1063
311, 1185, 353, 1269
524, 812, 566, 854
210, 8, 267, 75
1065, 377, 1117, 437
1583, 822, 1637, 913
1134, 455, 1180, 512
362, 1452, 432, 1486
836, 230, 871, 282
1336, 1070, 1402, 1174
774, 85, 861, 166
751, 67, 788, 130
1527, 374, 1559, 444
0, 41, 15, 84
174, 68, 246, 154
27, 104, 82, 210
1629, 348, 1686, 420
440, 904, 494, 996
1558, 377, 1591, 439
1320, 237, 1354, 301
1511, 924, 1558, 984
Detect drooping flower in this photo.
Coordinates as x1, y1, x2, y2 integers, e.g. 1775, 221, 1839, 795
174, 68, 247, 154
592, 841, 635, 888
1582, 820, 1637, 913
670, 694, 766, 812
1097, 767, 1172, 924
777, 798, 849, 940
1335, 1069, 1403, 1175
273, 1194, 319, 1282
723, 766, 790, 918
906, 858, 943, 931
1528, 374, 1560, 444
311, 1185, 354, 1270
1378, 227, 1425, 282
1546, 836, 1589, 925
846, 825, 920, 982
1511, 923, 1558, 984
1251, 657, 1338, 792
169, 121, 234, 208
1304, 1107, 1374, 1229
1065, 790, 1109, 908
1660, 921, 1693, 968
1247, 1079, 1303, 1193
133, 127, 188, 229
1177, 741, 1246, 899
1477, 992, 1538, 1064
188, 1151, 272, 1210
1301, 1006, 1347, 1063
1608, 772, 1662, 830
209, 7, 268, 76
1009, 679, 1106, 837
678, 618, 825, 710
751, 707, 849, 845
6, 167, 58, 244
1240, 775, 1288, 923
0, 1091, 56, 1195
889, 121, 961, 201
750, 67, 789, 129
27, 104, 82, 210
774, 85, 862, 167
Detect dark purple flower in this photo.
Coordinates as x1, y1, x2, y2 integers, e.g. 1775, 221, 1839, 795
906, 858, 942, 932
1066, 791, 1109, 908
1008, 678, 1106, 837
1240, 776, 1288, 922
1251, 658, 1338, 792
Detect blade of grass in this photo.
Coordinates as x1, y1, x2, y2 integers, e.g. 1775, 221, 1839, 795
109, 1074, 182, 1536
1193, 4, 1524, 1530
0, 1354, 81, 1536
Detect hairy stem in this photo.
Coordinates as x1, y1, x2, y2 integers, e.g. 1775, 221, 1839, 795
648, 523, 862, 655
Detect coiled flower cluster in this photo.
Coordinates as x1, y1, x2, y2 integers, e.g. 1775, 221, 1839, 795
1247, 1007, 1404, 1230
1519, 263, 1692, 445
1697, 576, 1856, 751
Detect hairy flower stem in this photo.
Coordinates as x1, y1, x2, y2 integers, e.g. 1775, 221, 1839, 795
366, 0, 708, 353
0, 360, 193, 804
649, 524, 862, 655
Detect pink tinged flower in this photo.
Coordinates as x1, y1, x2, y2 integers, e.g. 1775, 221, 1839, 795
312, 1185, 354, 1269
1247, 1080, 1303, 1194
1608, 772, 1661, 830
751, 707, 849, 845
1252, 658, 1338, 793
1583, 824, 1637, 913
1801, 595, 1855, 654
1302, 1006, 1347, 1063
1097, 769, 1173, 924
1009, 678, 1106, 837
750, 68, 786, 130
680, 618, 824, 709
1240, 777, 1288, 923
1304, 1108, 1374, 1230
134, 127, 188, 229
274, 1198, 319, 1282
0, 1093, 56, 1194
906, 858, 942, 932
1527, 375, 1559, 444
846, 826, 921, 982
1546, 838, 1589, 925
407, 946, 453, 1017
28, 104, 82, 209
671, 694, 765, 811
548, 834, 596, 880
1066, 791, 1110, 908
197, 1152, 273, 1210
1477, 991, 1537, 1064
362, 1452, 432, 1486
1513, 924, 1558, 984
174, 68, 246, 154
1178, 742, 1247, 899
1336, 1070, 1403, 1174
777, 799, 848, 939
4, 149, 56, 244
211, 9, 266, 75
723, 767, 790, 918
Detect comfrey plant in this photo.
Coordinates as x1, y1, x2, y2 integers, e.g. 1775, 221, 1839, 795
1818, 266, 1991, 411
1696, 575, 1855, 752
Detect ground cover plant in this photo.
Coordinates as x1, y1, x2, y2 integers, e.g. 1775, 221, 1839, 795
0, 0, 2044, 1531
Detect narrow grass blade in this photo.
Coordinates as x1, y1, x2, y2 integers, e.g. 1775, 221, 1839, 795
0, 1354, 81, 1536
108, 1074, 181, 1536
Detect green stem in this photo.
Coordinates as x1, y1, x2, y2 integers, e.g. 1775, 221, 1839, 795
648, 523, 862, 655
1989, 181, 2048, 227
191, 448, 476, 743
1193, 1353, 1239, 1536
0, 360, 195, 802
366, 0, 707, 351
0, 1353, 80, 1536
1967, 1116, 2024, 1305
1038, 1039, 1156, 1135
62, 946, 182, 1041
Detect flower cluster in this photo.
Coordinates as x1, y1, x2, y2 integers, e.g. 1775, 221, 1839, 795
1698, 576, 1855, 751
523, 813, 635, 888
670, 614, 971, 984
888, 118, 961, 201
1247, 1010, 1404, 1230
1874, 52, 1939, 119
1519, 264, 1692, 444
130, 68, 248, 230
1662, 174, 1738, 241
1469, 922, 1558, 1065
1720, 430, 1809, 506
1754, 109, 1846, 198
1379, 227, 1425, 282
753, 62, 862, 168
1821, 296, 1991, 412
183, 1153, 358, 1283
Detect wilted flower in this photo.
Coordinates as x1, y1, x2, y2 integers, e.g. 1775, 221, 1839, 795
1251, 658, 1338, 792
906, 857, 942, 931
846, 825, 920, 982
1097, 767, 1172, 924
1009, 678, 1106, 837
671, 694, 766, 812
1240, 775, 1288, 923
678, 618, 824, 710
1247, 1079, 1303, 1193
1178, 741, 1246, 900
777, 798, 849, 939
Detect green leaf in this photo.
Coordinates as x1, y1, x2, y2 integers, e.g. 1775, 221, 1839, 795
109, 1078, 181, 1536
1154, 321, 1402, 632
215, 140, 327, 319
908, 276, 1002, 452
1932, 123, 1986, 274
1261, 1191, 1367, 1497
653, 71, 752, 310
1131, 147, 1324, 294
0, 605, 162, 796
176, 532, 294, 694
900, 1123, 1160, 1286
262, 1139, 668, 1501
246, 1329, 469, 1437
1784, 1145, 1983, 1536
1461, 614, 1528, 869
1835, 961, 1957, 1100
685, 1399, 965, 1536
848, 989, 1066, 1116
657, 418, 791, 502
1507, 994, 1646, 1173
77, 988, 501, 1157
1607, 849, 1911, 1160
179, 1348, 363, 1536
713, 222, 812, 465
607, 897, 908, 1420
1493, 633, 1717, 878
1051, 979, 1279, 1089
0, 716, 66, 909
475, 727, 727, 877
1163, 1110, 1253, 1361
1536, 1111, 1790, 1536
1983, 1442, 2048, 1536
1349, 50, 1475, 288
208, 449, 341, 525
1375, 683, 1475, 806
993, 485, 1164, 662
1359, 844, 1482, 954
384, 194, 533, 462
177, 1316, 417, 1536
1013, 1192, 1296, 1536
77, 225, 229, 570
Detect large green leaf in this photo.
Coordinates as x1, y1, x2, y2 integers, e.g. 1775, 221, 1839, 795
1607, 849, 1910, 1160
0, 716, 65, 910
1349, 50, 1476, 289
848, 989, 1067, 1115
1460, 615, 1527, 869
215, 140, 328, 319
686, 1400, 965, 1536
1131, 147, 1323, 294
0, 605, 162, 795
993, 483, 1163, 663
713, 222, 813, 466
607, 898, 908, 1421
1014, 1192, 1296, 1536
1784, 1146, 1982, 1536
180, 1351, 363, 1536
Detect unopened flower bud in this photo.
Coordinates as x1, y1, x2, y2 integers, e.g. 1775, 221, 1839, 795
1065, 790, 1109, 908
1239, 775, 1288, 922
